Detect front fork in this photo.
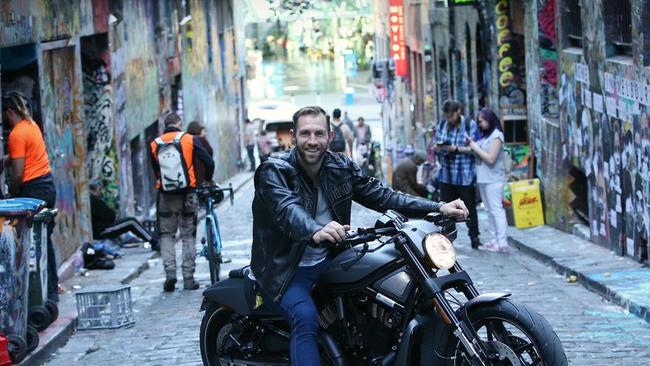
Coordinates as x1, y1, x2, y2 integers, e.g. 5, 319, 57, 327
429, 274, 490, 366
397, 237, 491, 365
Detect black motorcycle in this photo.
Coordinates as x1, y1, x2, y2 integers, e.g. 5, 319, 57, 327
199, 210, 567, 365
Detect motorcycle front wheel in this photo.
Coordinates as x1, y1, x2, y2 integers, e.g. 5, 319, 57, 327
440, 299, 567, 366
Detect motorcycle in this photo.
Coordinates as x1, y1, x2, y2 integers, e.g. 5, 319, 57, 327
199, 210, 567, 365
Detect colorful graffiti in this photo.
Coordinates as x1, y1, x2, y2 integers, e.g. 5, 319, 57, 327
495, 0, 526, 115
83, 62, 119, 209
41, 46, 91, 262
537, 0, 558, 117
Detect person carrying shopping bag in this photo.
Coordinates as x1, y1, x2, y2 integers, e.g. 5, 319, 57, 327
465, 108, 509, 252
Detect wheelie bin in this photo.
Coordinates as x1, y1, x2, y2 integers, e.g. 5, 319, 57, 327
0, 198, 46, 363
27, 208, 59, 333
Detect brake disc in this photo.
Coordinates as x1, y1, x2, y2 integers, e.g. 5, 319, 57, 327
483, 340, 521, 365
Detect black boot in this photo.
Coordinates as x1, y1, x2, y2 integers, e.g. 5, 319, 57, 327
470, 237, 482, 250
183, 278, 200, 290
163, 278, 177, 292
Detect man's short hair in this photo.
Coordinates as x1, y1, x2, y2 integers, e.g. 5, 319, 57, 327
292, 106, 328, 132
442, 99, 461, 114
413, 149, 427, 163
332, 108, 341, 119
164, 112, 182, 127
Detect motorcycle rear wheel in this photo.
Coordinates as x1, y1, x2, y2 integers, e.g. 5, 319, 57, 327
200, 306, 241, 366
440, 299, 567, 366
200, 305, 338, 365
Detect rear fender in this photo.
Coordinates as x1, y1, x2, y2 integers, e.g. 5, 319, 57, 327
201, 277, 255, 315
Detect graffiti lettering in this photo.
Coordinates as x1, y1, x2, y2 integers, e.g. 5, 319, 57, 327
83, 64, 119, 209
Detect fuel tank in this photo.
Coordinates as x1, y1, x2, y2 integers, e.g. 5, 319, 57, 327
320, 243, 401, 285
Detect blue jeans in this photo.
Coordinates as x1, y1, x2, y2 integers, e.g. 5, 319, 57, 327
277, 260, 330, 366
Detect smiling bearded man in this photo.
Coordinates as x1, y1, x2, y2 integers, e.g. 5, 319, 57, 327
249, 105, 469, 365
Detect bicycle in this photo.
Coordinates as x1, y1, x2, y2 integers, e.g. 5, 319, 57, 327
196, 182, 234, 284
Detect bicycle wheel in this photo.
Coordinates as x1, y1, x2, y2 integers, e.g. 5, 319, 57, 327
206, 221, 220, 284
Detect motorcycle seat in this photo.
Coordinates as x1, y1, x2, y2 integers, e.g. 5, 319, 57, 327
229, 266, 251, 279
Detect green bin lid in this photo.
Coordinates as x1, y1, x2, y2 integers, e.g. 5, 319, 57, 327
34, 208, 59, 221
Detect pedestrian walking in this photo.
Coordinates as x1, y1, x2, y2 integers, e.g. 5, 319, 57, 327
434, 99, 482, 249
150, 112, 214, 292
342, 110, 356, 140
329, 108, 354, 157
187, 120, 214, 185
2, 91, 59, 302
466, 108, 509, 252
251, 105, 468, 366
355, 116, 372, 146
243, 118, 257, 172
392, 149, 429, 197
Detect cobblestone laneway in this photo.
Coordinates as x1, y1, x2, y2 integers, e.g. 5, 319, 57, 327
45, 178, 650, 365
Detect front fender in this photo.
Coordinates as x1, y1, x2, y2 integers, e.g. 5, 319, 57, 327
459, 292, 511, 327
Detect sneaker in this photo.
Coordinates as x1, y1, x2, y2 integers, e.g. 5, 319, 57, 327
470, 238, 482, 249
497, 244, 510, 253
183, 278, 200, 290
163, 278, 177, 292
479, 242, 501, 252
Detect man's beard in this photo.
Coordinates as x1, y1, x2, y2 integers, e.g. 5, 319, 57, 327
297, 145, 325, 165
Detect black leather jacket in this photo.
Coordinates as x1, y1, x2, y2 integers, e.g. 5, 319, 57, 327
251, 149, 443, 301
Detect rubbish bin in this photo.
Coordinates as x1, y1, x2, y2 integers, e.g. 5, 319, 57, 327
28, 208, 59, 332
0, 198, 46, 363
344, 86, 355, 105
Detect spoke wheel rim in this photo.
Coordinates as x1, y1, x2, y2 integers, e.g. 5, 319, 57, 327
453, 316, 543, 366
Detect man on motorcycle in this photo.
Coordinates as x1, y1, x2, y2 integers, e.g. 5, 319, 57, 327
251, 105, 469, 366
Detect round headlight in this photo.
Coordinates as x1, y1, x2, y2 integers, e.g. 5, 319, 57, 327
423, 234, 456, 270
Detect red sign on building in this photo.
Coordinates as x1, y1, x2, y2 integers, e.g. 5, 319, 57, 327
388, 0, 408, 77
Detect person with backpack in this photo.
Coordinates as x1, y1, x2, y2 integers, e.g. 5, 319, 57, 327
329, 108, 354, 157
150, 112, 214, 292
434, 99, 482, 249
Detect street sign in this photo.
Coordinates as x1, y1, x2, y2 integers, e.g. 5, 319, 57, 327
388, 0, 408, 77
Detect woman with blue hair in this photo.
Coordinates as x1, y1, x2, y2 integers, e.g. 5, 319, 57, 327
466, 108, 509, 252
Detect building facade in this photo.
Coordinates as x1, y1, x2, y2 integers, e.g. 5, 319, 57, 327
0, 0, 246, 268
378, 0, 649, 263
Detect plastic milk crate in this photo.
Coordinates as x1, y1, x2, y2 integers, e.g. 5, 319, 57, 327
75, 285, 135, 330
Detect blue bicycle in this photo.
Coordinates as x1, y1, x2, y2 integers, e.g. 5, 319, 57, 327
196, 183, 233, 284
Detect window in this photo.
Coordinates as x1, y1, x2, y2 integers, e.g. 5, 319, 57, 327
603, 0, 632, 57
561, 0, 583, 48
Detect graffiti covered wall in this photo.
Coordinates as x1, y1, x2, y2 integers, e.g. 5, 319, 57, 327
83, 58, 119, 208
525, 0, 650, 260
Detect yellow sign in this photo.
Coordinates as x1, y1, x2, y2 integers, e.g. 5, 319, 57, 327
509, 179, 545, 228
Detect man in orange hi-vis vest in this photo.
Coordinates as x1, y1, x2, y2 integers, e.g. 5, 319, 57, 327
150, 112, 214, 292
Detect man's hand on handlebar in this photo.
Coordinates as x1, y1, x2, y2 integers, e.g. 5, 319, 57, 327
312, 221, 351, 244
439, 199, 469, 220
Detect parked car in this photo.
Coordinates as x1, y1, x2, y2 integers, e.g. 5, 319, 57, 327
248, 100, 298, 152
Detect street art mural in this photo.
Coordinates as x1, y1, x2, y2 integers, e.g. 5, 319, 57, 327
495, 0, 526, 116
83, 62, 119, 209
537, 0, 558, 117
41, 46, 91, 262
561, 58, 649, 259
